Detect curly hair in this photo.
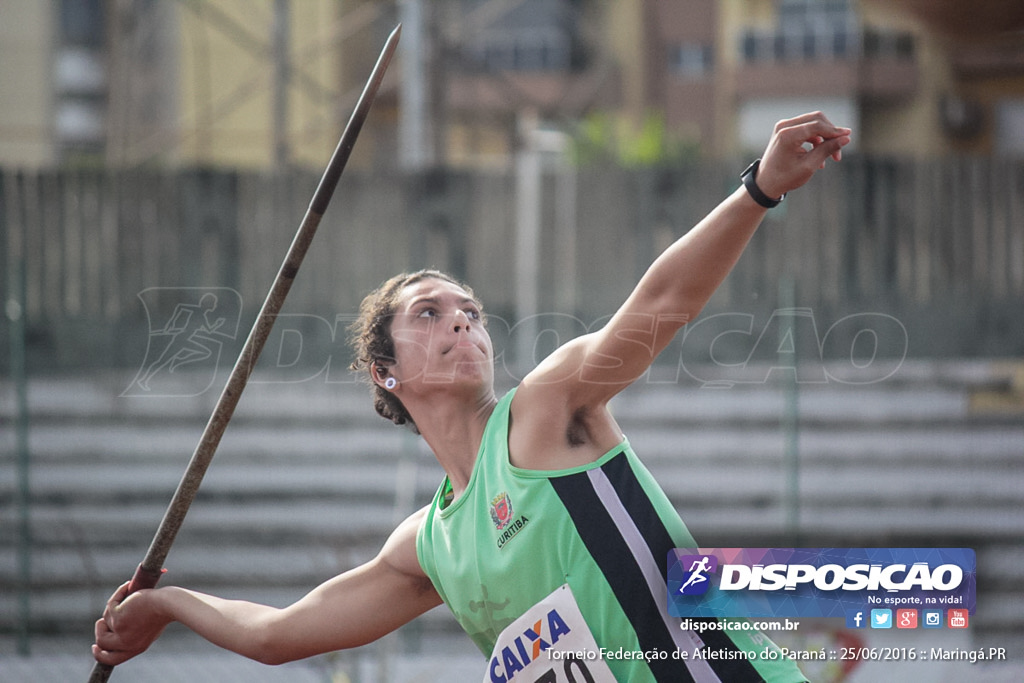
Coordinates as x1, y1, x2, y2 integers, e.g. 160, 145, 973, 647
348, 269, 484, 432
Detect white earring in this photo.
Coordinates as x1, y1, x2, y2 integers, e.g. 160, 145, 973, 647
384, 377, 397, 390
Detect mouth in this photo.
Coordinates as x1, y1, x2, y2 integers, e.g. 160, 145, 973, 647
443, 340, 476, 355
442, 335, 488, 357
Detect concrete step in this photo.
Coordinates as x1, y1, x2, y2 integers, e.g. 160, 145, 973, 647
2, 360, 1022, 650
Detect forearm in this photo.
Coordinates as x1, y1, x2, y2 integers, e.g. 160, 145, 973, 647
636, 112, 850, 325
151, 586, 282, 663
144, 538, 439, 665
638, 185, 766, 322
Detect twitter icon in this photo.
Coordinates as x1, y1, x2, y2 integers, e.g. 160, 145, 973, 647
871, 609, 892, 629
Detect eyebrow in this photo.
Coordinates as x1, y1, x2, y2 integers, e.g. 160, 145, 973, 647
406, 295, 478, 309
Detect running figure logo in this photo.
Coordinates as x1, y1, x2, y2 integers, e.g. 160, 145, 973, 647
124, 287, 242, 397
677, 554, 718, 595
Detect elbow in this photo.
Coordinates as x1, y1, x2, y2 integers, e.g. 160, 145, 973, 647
248, 640, 283, 666
244, 619, 298, 666
255, 650, 293, 667
252, 639, 357, 667
246, 620, 359, 666
248, 626, 306, 666
250, 637, 298, 666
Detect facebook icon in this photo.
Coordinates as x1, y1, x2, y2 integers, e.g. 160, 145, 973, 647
845, 610, 867, 629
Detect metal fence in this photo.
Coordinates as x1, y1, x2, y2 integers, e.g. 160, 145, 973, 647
2, 156, 1022, 374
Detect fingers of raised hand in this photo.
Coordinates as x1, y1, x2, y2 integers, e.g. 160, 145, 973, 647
773, 111, 832, 132
810, 133, 850, 166
781, 122, 851, 160
775, 112, 851, 142
755, 116, 850, 198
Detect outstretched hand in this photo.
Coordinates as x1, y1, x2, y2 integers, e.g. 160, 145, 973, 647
92, 581, 169, 666
754, 112, 852, 200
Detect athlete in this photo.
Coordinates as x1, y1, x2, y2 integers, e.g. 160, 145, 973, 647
94, 112, 850, 681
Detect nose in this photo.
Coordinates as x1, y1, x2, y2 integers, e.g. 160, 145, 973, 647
451, 308, 471, 334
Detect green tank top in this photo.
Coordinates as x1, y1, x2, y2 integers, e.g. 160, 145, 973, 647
416, 388, 807, 682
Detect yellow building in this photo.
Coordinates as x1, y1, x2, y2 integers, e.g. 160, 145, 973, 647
1, 0, 1022, 170
0, 2, 60, 166
0, 0, 394, 170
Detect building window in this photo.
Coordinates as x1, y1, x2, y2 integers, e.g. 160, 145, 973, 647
740, 0, 868, 63
996, 99, 1024, 156
863, 28, 915, 60
461, 0, 581, 73
831, 28, 851, 58
670, 43, 713, 77
56, 0, 106, 155
471, 31, 572, 72
60, 0, 104, 46
741, 32, 758, 62
738, 0, 913, 64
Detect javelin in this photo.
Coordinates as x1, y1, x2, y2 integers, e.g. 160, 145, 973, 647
88, 24, 401, 683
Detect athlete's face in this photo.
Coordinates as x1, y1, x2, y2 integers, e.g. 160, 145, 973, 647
385, 277, 494, 391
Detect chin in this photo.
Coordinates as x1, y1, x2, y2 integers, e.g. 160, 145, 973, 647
422, 368, 490, 389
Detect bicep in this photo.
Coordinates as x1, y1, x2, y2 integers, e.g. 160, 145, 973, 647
528, 303, 687, 406
267, 508, 441, 661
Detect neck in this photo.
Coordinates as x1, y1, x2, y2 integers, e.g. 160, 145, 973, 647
408, 389, 498, 495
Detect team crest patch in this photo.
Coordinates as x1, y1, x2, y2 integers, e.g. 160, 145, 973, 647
490, 492, 513, 530
491, 492, 530, 548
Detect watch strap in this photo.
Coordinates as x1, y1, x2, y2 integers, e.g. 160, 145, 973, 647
741, 158, 785, 208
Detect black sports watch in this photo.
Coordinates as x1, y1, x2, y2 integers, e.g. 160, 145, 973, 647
740, 159, 785, 209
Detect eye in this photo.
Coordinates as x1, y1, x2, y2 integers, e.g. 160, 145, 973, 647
465, 307, 481, 320
417, 308, 437, 319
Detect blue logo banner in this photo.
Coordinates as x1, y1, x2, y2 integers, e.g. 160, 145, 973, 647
667, 548, 976, 619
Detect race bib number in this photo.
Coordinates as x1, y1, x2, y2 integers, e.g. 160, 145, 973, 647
484, 584, 617, 683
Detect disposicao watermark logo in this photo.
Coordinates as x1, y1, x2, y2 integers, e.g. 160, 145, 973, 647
122, 286, 910, 397
667, 548, 976, 620
123, 287, 243, 397
676, 554, 718, 595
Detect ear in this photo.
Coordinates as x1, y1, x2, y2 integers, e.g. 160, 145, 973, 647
370, 361, 392, 388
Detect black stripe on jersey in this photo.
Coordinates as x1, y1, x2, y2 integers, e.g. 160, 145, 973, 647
600, 454, 767, 681
599, 453, 676, 581
550, 461, 696, 683
578, 452, 768, 683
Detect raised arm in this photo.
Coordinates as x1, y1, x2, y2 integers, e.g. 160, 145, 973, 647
93, 507, 441, 667
511, 113, 850, 462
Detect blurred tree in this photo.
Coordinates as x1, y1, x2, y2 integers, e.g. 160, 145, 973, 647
571, 110, 699, 167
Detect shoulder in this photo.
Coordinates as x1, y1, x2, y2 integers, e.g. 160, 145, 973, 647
379, 506, 432, 582
508, 340, 626, 470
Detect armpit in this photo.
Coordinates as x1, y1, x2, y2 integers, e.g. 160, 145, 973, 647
566, 406, 590, 446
